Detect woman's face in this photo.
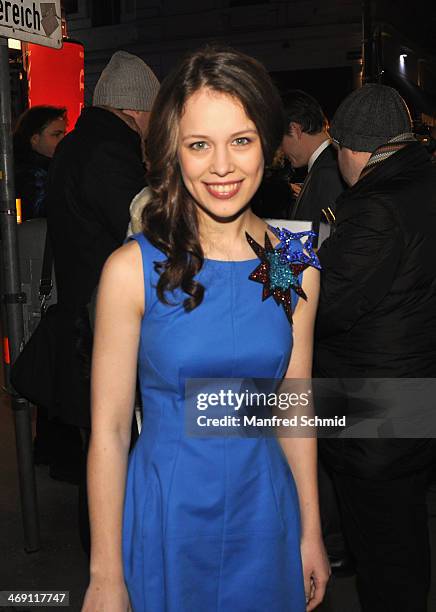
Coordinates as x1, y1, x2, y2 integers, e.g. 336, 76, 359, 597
31, 117, 66, 158
177, 87, 264, 220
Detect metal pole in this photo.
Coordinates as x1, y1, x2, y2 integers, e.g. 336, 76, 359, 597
0, 37, 40, 552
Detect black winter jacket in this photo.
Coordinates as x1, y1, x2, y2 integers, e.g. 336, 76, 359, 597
45, 107, 146, 427
46, 107, 146, 309
314, 143, 436, 478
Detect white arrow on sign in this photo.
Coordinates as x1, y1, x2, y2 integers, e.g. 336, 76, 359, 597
0, 1, 62, 49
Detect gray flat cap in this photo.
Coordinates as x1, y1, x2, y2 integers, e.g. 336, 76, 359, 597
330, 84, 412, 152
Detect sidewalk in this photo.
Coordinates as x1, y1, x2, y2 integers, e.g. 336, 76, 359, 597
0, 391, 88, 611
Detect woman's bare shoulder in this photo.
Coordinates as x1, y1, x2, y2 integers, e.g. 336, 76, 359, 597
99, 241, 144, 312
104, 240, 141, 272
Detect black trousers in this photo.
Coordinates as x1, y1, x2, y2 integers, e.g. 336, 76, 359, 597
318, 459, 348, 559
332, 469, 431, 612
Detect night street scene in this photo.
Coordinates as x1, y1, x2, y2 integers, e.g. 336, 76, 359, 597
1, 1, 436, 611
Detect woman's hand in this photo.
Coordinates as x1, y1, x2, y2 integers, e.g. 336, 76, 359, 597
301, 535, 331, 611
81, 577, 131, 612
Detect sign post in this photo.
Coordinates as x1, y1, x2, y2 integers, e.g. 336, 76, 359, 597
0, 1, 62, 552
0, 1, 62, 49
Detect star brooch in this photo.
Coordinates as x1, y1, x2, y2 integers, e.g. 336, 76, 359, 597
246, 231, 309, 325
269, 227, 321, 270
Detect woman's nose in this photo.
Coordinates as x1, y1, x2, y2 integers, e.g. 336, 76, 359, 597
210, 146, 235, 176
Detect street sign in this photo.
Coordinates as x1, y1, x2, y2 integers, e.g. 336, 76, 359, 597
0, 1, 62, 49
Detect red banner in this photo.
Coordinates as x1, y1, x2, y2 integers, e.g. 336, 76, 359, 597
24, 40, 85, 132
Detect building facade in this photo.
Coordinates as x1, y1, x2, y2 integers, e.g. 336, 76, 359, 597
65, 0, 364, 114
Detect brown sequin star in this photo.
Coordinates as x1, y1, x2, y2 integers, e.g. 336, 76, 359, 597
246, 232, 308, 324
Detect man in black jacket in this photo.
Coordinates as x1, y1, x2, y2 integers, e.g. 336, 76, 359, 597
281, 90, 345, 232
46, 50, 159, 431
315, 84, 436, 612
45, 51, 159, 552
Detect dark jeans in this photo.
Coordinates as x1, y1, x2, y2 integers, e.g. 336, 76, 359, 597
332, 470, 431, 612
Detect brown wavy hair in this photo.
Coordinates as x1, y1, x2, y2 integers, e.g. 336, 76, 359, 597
143, 46, 285, 311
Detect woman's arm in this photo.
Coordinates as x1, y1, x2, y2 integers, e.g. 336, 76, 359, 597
82, 241, 144, 612
278, 266, 330, 610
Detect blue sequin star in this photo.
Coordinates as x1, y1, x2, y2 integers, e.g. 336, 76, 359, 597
269, 227, 321, 270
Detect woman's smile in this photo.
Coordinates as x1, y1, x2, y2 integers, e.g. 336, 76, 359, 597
203, 180, 244, 199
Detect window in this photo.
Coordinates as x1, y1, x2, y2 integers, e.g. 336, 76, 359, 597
92, 0, 121, 27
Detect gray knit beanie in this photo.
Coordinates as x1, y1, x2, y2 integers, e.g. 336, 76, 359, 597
93, 51, 160, 111
330, 84, 412, 152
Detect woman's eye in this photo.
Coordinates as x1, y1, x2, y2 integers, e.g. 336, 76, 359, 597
190, 141, 209, 151
232, 137, 250, 146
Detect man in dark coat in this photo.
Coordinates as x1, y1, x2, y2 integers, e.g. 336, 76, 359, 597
281, 90, 345, 233
46, 51, 159, 431
315, 84, 436, 612
281, 90, 348, 572
45, 50, 159, 553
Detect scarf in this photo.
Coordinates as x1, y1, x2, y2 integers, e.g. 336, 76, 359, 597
360, 132, 416, 180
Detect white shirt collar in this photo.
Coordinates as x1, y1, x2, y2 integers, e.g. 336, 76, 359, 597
308, 138, 331, 172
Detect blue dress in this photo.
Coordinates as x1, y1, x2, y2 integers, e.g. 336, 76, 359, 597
122, 233, 306, 612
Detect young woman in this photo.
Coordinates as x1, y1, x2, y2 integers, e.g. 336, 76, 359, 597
82, 47, 329, 612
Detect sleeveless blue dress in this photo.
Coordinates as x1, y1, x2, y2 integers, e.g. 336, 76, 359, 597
122, 233, 306, 612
